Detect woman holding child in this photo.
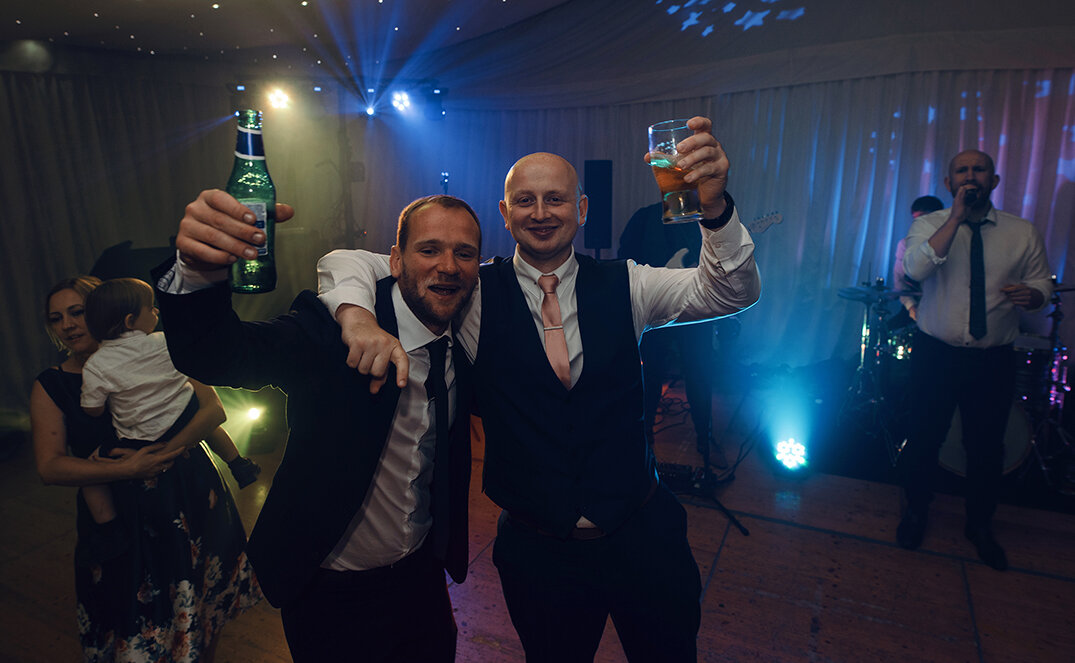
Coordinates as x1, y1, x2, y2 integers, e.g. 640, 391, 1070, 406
30, 275, 261, 662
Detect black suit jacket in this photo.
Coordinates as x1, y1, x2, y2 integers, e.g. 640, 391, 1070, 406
153, 261, 471, 607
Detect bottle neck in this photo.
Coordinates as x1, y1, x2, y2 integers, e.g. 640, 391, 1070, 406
235, 125, 265, 160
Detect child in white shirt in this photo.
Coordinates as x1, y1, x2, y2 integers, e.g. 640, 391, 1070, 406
78, 278, 260, 564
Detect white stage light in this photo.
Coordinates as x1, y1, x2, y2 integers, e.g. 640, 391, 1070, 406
775, 438, 807, 470
267, 88, 290, 109
391, 91, 411, 112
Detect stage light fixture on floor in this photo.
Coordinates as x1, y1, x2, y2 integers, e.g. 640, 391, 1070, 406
215, 387, 281, 455
775, 437, 808, 471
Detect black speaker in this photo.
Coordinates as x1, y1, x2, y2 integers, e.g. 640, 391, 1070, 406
583, 159, 612, 250
90, 240, 176, 283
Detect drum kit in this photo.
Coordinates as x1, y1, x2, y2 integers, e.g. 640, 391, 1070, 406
838, 278, 919, 467
839, 278, 1075, 490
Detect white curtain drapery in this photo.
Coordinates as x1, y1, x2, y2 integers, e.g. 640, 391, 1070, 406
2, 0, 1074, 412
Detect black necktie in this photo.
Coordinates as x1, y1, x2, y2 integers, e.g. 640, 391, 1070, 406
424, 337, 450, 559
969, 221, 987, 340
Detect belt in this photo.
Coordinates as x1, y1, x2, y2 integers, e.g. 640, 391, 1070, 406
318, 541, 434, 584
506, 476, 659, 541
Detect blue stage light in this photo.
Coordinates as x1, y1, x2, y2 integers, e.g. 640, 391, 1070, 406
775, 437, 808, 470
366, 106, 375, 116
391, 91, 411, 112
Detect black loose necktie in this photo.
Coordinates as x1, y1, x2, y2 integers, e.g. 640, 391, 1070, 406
969, 221, 987, 340
424, 337, 451, 559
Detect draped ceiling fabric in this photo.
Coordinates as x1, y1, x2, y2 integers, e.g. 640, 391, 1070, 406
2, 0, 1075, 414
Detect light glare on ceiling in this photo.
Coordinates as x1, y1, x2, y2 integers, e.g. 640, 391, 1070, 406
267, 88, 290, 108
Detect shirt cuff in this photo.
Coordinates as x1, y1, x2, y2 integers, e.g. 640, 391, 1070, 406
700, 192, 735, 230
918, 240, 947, 266
158, 250, 230, 294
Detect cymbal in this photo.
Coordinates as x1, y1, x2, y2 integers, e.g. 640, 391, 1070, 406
838, 285, 921, 303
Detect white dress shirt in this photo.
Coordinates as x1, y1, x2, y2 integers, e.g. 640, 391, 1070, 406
160, 258, 455, 571
903, 206, 1052, 348
324, 285, 455, 571
81, 330, 194, 441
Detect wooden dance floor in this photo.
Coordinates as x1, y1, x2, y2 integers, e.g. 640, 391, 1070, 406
2, 380, 1074, 662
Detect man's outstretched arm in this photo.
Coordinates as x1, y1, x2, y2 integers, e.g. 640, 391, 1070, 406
318, 250, 404, 393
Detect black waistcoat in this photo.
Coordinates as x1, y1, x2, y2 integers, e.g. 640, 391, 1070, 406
475, 255, 654, 537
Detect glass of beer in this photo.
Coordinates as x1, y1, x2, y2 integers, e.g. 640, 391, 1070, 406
647, 119, 703, 224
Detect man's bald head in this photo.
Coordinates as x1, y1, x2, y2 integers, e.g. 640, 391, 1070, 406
499, 151, 589, 273
948, 149, 996, 180
504, 153, 581, 199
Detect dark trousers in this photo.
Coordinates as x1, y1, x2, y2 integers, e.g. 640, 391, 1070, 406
493, 485, 701, 662
102, 391, 198, 456
280, 544, 456, 663
898, 331, 1016, 528
641, 322, 715, 441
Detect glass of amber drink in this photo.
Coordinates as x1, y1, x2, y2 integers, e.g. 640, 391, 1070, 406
647, 119, 703, 224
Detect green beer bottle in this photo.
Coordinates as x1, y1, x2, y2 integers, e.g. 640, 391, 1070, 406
227, 109, 277, 293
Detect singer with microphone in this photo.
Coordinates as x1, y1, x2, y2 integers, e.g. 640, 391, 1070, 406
894, 149, 1052, 570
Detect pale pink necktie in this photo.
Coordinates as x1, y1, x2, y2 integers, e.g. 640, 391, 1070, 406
538, 274, 571, 389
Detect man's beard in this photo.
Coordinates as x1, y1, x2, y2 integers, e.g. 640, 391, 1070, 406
398, 268, 472, 331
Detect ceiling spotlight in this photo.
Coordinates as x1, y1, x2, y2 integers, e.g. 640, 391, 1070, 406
267, 88, 290, 109
235, 84, 246, 91
246, 407, 263, 421
391, 91, 411, 112
366, 106, 375, 116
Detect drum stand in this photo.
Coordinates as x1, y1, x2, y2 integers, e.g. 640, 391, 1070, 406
686, 448, 751, 536
1024, 290, 1074, 491
839, 286, 903, 466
